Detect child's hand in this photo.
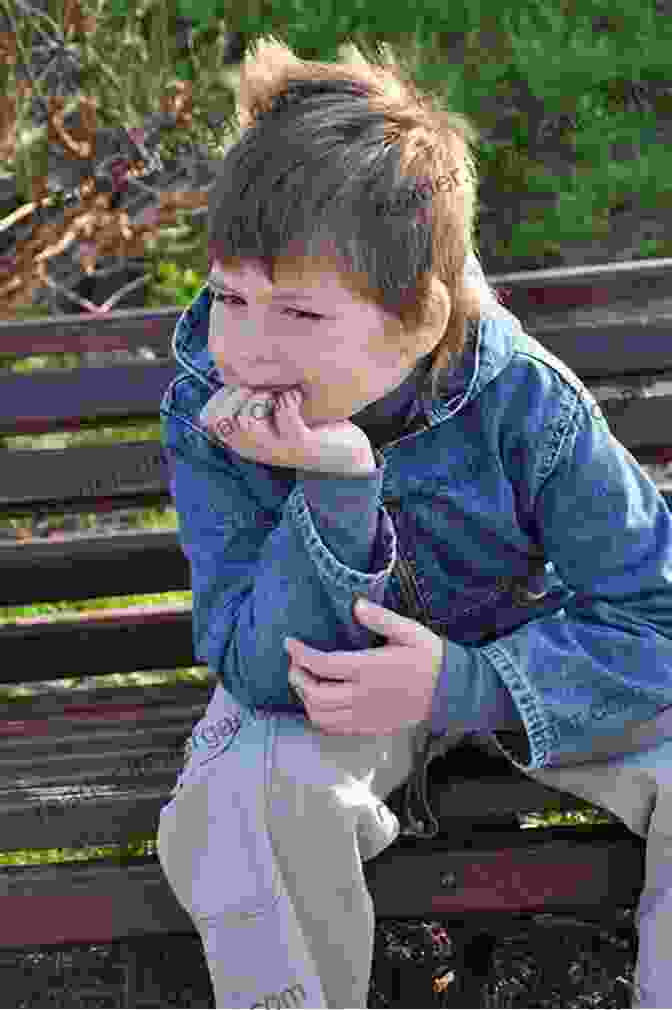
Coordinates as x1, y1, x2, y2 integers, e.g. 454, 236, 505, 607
285, 598, 445, 736
200, 385, 376, 475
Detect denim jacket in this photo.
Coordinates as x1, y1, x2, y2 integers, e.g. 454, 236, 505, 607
160, 281, 672, 835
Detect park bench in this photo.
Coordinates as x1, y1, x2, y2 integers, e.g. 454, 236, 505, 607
1, 255, 671, 1007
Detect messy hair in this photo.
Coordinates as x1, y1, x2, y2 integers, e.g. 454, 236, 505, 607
207, 37, 504, 401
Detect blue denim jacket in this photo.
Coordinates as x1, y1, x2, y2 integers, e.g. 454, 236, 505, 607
160, 281, 672, 811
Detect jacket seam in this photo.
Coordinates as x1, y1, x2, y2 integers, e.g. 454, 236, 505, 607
287, 485, 396, 590
531, 382, 582, 507
510, 346, 594, 404
478, 640, 555, 769
477, 388, 583, 770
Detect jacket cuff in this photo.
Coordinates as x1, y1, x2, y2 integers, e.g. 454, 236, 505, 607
295, 451, 386, 571
429, 639, 525, 738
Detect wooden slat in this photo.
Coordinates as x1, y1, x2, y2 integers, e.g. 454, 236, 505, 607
0, 681, 209, 777
497, 263, 672, 319
0, 531, 189, 606
491, 255, 672, 289
0, 442, 171, 516
598, 392, 672, 452
413, 771, 596, 826
0, 360, 177, 437
0, 683, 210, 851
0, 605, 195, 681
2, 404, 671, 519
0, 857, 196, 947
0, 305, 183, 356
0, 787, 179, 854
364, 825, 644, 918
527, 308, 672, 379
0, 827, 644, 948
0, 681, 211, 756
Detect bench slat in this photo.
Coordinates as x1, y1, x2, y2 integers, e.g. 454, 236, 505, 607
0, 680, 208, 761
0, 787, 180, 854
598, 391, 672, 452
0, 683, 208, 852
490, 255, 672, 289
0, 306, 182, 356
0, 531, 188, 607
365, 825, 644, 918
0, 604, 195, 679
530, 309, 672, 378
0, 681, 210, 788
1, 441, 169, 515
0, 827, 644, 948
0, 857, 195, 947
2, 410, 671, 520
0, 361, 176, 437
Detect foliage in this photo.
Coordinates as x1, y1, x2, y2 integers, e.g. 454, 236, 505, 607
146, 258, 208, 307
521, 807, 615, 829
0, 0, 238, 317
1, 0, 669, 312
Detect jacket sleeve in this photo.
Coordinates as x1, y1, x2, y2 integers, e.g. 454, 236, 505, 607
483, 389, 672, 771
161, 407, 403, 713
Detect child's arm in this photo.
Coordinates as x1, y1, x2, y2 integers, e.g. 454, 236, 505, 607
484, 391, 672, 771
161, 379, 396, 715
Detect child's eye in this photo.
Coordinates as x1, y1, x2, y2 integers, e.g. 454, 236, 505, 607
209, 289, 323, 321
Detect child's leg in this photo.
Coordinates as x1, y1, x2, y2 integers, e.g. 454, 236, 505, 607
524, 737, 672, 1009
264, 712, 442, 1010
156, 687, 328, 1009
632, 802, 672, 1009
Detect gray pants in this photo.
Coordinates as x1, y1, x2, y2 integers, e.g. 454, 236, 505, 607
157, 684, 672, 1008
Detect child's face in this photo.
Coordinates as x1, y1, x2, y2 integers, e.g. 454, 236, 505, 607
207, 255, 422, 427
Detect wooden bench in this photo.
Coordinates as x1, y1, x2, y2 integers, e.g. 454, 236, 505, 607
1, 256, 671, 1007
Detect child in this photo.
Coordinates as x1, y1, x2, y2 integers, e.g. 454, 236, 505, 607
156, 37, 672, 1008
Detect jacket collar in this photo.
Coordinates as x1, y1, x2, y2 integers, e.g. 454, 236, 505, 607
171, 282, 524, 430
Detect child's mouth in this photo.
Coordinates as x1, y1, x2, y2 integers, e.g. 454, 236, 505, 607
249, 385, 298, 393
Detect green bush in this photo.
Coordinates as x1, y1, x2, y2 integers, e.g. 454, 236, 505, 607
147, 260, 208, 306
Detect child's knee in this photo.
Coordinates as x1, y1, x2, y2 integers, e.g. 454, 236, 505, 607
158, 725, 283, 920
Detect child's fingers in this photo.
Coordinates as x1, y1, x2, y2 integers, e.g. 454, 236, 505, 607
273, 389, 298, 426
221, 388, 305, 452
200, 384, 250, 429
237, 395, 275, 433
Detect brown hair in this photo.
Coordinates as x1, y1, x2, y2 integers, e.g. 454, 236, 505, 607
207, 37, 504, 400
